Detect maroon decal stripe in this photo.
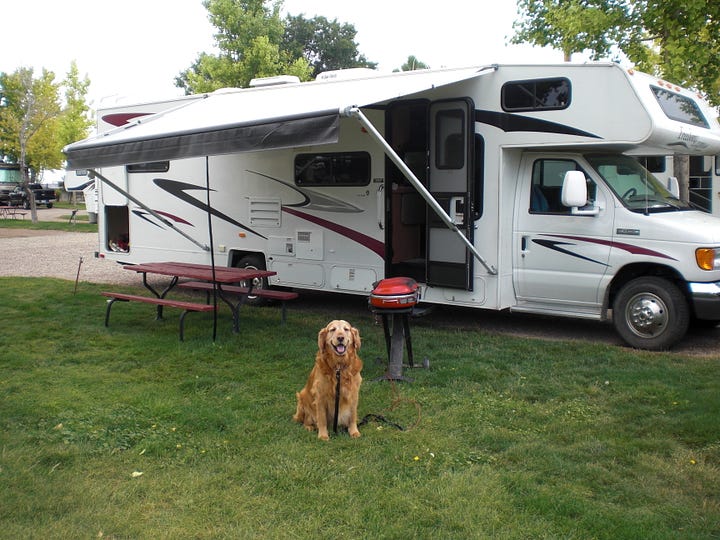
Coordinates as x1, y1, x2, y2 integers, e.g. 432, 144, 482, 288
546, 234, 676, 260
282, 207, 385, 258
101, 112, 153, 127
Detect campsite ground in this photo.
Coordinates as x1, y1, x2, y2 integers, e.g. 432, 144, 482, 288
2, 206, 720, 355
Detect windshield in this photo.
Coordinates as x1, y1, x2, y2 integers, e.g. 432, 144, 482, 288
585, 154, 690, 213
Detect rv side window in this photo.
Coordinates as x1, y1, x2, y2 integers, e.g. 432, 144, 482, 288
294, 152, 371, 186
530, 159, 594, 214
650, 86, 709, 129
435, 109, 465, 170
126, 161, 170, 173
502, 78, 570, 111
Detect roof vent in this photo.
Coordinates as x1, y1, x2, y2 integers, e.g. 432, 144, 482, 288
249, 75, 301, 88
316, 68, 379, 82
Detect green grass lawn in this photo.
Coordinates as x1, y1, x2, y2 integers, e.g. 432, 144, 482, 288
1, 277, 719, 539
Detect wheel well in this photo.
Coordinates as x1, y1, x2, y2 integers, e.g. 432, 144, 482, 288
229, 250, 267, 270
607, 263, 688, 310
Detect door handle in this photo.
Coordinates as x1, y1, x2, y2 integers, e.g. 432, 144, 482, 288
376, 184, 384, 230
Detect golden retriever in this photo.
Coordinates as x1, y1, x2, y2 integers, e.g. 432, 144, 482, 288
293, 320, 363, 440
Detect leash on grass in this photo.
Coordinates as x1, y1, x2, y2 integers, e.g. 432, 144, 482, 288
333, 369, 422, 434
358, 378, 422, 432
333, 368, 341, 434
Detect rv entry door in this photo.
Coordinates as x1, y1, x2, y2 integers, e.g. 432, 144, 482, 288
427, 100, 474, 290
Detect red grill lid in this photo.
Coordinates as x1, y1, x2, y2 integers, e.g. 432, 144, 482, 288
369, 277, 419, 308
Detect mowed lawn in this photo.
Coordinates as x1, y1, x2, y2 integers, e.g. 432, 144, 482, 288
1, 276, 719, 539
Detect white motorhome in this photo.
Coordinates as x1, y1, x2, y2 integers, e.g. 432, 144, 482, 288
65, 63, 720, 350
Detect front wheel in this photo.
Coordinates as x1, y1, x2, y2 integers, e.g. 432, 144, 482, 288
612, 276, 689, 350
234, 254, 269, 306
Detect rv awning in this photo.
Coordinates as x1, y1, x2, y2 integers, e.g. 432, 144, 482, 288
64, 66, 491, 169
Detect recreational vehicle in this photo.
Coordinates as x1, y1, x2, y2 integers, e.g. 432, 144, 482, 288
64, 63, 720, 350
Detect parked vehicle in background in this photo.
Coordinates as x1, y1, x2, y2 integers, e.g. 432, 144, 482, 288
0, 187, 23, 206
0, 163, 56, 208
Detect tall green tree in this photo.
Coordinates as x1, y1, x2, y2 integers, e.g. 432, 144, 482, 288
282, 14, 376, 78
0, 67, 62, 221
58, 61, 93, 151
176, 0, 312, 93
0, 64, 92, 221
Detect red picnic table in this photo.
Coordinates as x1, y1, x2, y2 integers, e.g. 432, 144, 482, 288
122, 261, 277, 333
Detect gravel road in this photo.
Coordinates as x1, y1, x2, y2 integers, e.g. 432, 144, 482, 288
2, 207, 719, 355
0, 207, 137, 286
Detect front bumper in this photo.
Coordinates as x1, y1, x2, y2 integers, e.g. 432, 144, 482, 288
689, 281, 720, 320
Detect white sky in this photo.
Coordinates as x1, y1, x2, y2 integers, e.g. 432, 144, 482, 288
1, 0, 566, 109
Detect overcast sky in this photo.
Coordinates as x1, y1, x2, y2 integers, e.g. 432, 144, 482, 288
1, 0, 565, 108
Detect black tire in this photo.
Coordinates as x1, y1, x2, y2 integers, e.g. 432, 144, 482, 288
234, 254, 269, 306
23, 200, 30, 210
612, 276, 689, 350
46, 203, 53, 209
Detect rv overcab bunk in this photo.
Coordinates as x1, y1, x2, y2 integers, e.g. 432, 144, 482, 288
64, 63, 720, 350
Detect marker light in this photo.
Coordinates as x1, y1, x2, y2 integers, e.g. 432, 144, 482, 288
696, 248, 720, 270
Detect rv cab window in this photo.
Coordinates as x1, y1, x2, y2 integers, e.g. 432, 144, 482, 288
530, 158, 595, 214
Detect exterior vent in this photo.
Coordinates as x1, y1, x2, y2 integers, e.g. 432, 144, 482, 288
249, 75, 301, 87
248, 198, 281, 227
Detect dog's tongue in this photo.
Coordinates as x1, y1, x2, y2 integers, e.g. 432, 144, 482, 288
335, 344, 346, 355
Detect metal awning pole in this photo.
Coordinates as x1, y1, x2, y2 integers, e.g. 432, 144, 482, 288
343, 106, 496, 275
88, 168, 210, 251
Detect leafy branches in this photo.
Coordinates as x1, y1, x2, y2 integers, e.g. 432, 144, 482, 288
176, 0, 375, 94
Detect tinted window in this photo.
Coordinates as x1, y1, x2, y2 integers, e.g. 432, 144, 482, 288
295, 152, 370, 186
503, 78, 570, 111
126, 161, 170, 173
435, 109, 465, 170
651, 86, 709, 128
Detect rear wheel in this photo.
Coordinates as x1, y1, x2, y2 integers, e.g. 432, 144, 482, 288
234, 254, 269, 306
612, 276, 689, 350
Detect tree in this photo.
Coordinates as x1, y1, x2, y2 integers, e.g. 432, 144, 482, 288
0, 67, 62, 221
282, 15, 376, 78
396, 55, 430, 72
0, 64, 92, 221
58, 61, 94, 153
176, 0, 312, 93
512, 0, 636, 62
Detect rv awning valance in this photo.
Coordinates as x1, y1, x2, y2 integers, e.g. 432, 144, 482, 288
64, 66, 491, 169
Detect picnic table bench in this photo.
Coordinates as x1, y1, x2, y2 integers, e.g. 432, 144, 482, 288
101, 262, 279, 340
0, 206, 27, 219
101, 292, 215, 341
178, 281, 298, 324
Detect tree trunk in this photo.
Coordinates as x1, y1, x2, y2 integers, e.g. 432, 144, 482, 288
674, 154, 690, 203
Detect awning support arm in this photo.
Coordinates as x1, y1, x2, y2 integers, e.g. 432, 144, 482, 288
88, 168, 210, 252
343, 106, 497, 275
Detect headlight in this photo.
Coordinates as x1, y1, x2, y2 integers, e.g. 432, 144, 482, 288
695, 248, 720, 270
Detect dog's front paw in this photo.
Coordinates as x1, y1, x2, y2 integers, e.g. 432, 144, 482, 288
318, 432, 330, 441
349, 429, 361, 438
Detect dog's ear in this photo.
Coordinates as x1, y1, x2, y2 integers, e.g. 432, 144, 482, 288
351, 326, 361, 350
317, 327, 328, 351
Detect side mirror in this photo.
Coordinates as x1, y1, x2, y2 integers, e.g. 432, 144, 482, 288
666, 176, 680, 198
562, 170, 600, 216
561, 170, 588, 207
